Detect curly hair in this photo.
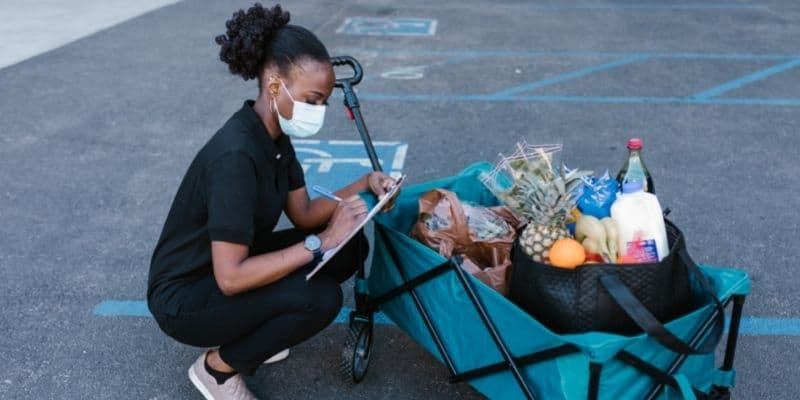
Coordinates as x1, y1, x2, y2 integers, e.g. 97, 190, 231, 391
215, 3, 329, 85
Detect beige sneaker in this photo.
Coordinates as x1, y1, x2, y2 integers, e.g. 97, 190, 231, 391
188, 351, 257, 400
263, 348, 289, 364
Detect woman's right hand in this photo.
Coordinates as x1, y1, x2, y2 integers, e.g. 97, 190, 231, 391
319, 195, 368, 251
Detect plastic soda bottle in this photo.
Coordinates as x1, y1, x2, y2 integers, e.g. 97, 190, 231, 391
616, 138, 655, 194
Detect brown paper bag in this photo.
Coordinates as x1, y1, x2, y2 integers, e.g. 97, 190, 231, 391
410, 189, 522, 295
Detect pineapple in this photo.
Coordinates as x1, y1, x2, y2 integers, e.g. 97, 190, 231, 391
520, 219, 569, 263
495, 150, 591, 263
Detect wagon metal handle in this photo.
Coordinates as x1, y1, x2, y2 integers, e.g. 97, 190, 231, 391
331, 56, 363, 87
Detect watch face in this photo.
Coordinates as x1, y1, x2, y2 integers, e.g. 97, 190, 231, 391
305, 235, 321, 251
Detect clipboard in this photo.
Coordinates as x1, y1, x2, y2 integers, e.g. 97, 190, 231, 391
305, 175, 405, 280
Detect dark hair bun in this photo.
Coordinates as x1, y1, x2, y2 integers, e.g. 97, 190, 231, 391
215, 3, 291, 80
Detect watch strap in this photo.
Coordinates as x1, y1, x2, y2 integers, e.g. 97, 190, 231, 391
312, 247, 323, 264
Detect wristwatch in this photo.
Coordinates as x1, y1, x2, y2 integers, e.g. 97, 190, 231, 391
304, 234, 323, 264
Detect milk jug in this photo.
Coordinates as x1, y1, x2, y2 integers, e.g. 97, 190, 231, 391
610, 182, 669, 263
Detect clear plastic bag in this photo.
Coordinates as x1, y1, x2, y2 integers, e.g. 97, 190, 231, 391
480, 142, 564, 211
479, 142, 590, 226
463, 203, 512, 240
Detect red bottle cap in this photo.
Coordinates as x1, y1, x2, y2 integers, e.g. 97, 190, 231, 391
627, 138, 643, 150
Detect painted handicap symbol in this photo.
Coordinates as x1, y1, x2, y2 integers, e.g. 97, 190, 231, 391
293, 140, 408, 196
337, 17, 438, 36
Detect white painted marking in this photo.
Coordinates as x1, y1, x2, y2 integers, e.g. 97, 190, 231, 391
326, 139, 366, 145
381, 66, 426, 80
293, 139, 321, 145
0, 0, 182, 70
302, 157, 378, 173
427, 19, 439, 35
327, 139, 401, 146
391, 144, 408, 171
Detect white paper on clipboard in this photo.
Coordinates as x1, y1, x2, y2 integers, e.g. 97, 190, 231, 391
305, 175, 405, 280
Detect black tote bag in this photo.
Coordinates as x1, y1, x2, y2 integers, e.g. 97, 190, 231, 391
509, 220, 722, 347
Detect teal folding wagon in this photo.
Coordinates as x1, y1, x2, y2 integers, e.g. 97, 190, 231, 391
336, 163, 748, 400
329, 57, 749, 400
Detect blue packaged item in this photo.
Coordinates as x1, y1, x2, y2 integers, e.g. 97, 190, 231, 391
578, 172, 619, 219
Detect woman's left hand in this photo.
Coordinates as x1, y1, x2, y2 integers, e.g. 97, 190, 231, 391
367, 172, 399, 212
367, 172, 396, 197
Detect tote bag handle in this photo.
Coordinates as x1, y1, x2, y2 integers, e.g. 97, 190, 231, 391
600, 249, 725, 354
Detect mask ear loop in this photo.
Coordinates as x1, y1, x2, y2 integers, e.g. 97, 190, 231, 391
279, 79, 296, 102
274, 79, 297, 121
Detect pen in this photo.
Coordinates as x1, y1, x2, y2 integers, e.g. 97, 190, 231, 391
312, 185, 343, 202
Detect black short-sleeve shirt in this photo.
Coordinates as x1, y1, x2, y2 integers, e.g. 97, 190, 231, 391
147, 100, 305, 314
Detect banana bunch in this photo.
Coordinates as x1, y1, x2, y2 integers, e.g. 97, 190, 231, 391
574, 215, 619, 263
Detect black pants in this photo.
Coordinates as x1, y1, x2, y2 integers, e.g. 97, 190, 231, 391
152, 229, 367, 375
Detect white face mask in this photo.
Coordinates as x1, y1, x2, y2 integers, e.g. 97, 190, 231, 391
273, 80, 326, 138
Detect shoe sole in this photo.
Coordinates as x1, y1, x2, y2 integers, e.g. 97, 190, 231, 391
188, 365, 216, 400
263, 348, 289, 364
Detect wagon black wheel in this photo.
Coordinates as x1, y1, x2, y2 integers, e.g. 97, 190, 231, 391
340, 316, 373, 383
707, 385, 731, 400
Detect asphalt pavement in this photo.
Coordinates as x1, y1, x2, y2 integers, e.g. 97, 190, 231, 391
1, 0, 799, 399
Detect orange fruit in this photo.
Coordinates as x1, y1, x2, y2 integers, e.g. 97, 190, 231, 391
548, 238, 586, 269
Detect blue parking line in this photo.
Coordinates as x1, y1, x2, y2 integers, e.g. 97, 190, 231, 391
489, 55, 649, 97
692, 58, 800, 99
93, 300, 395, 325
519, 4, 766, 11
95, 300, 800, 336
512, 94, 800, 106
341, 93, 800, 106
335, 48, 800, 61
738, 317, 800, 336
94, 300, 151, 317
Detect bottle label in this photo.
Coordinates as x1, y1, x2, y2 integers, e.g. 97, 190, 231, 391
623, 239, 659, 263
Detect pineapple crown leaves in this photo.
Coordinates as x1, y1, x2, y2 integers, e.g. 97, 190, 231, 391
500, 162, 592, 225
